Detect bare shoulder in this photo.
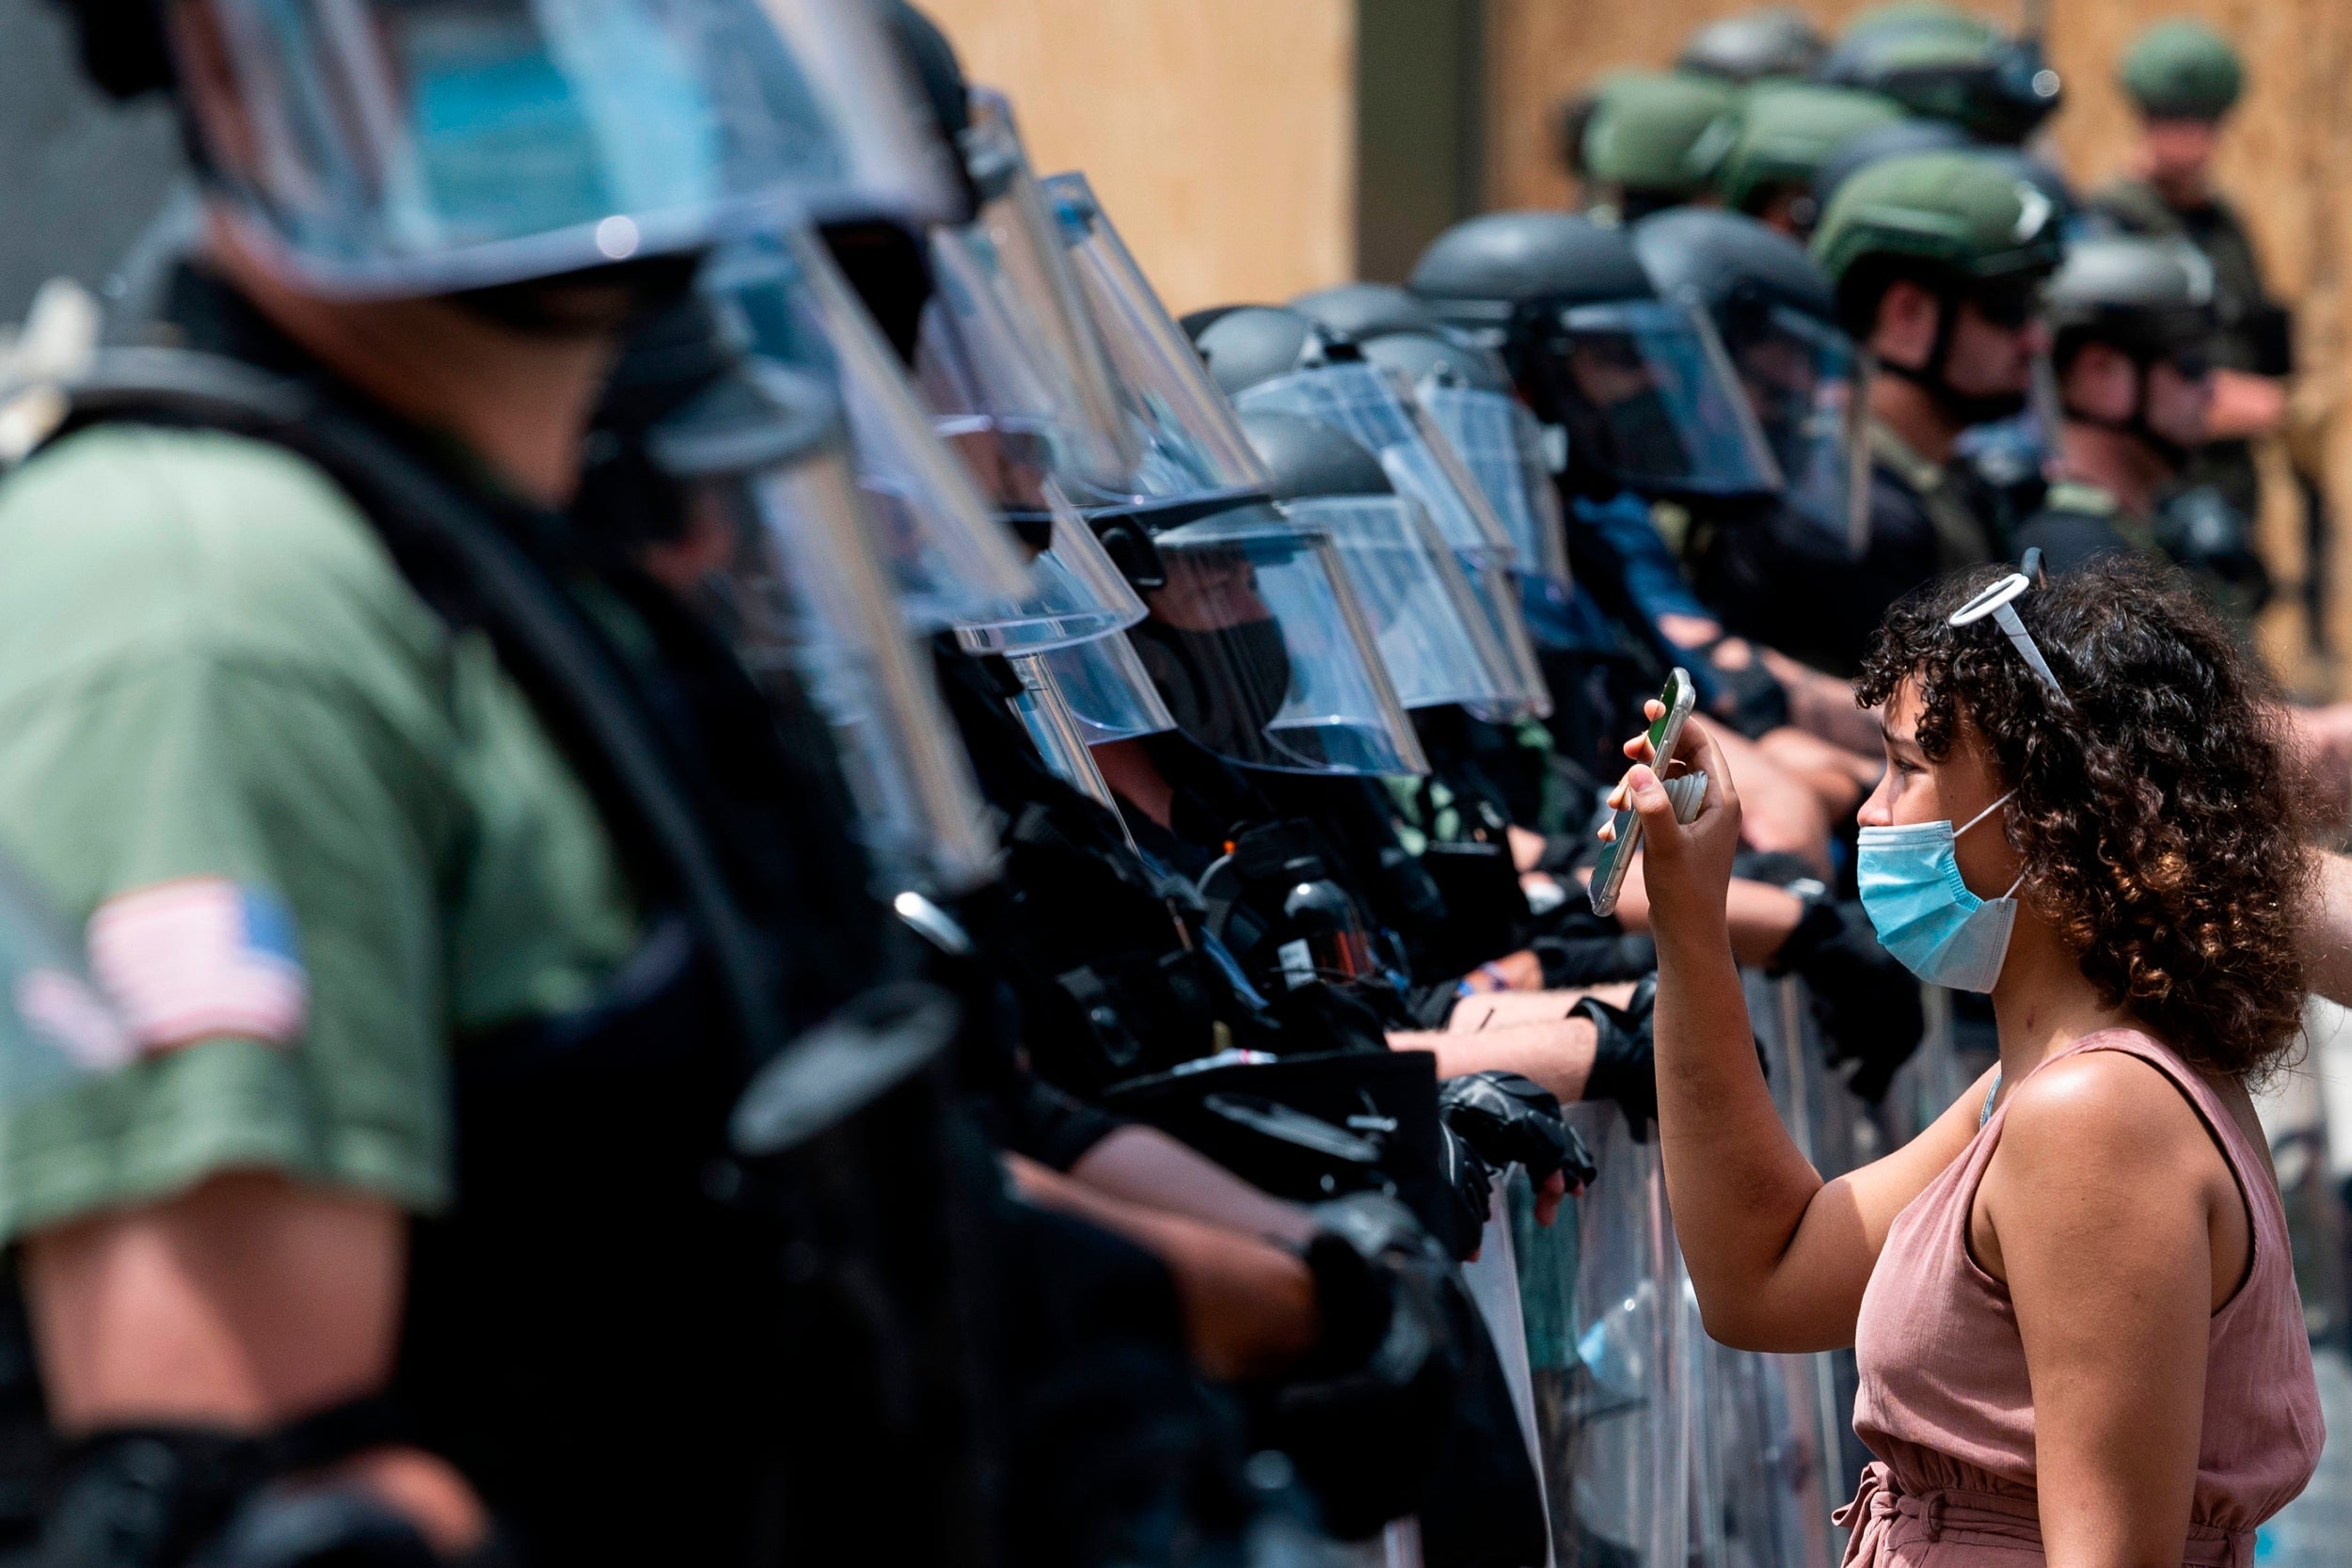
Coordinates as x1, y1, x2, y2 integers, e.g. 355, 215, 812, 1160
1995, 1046, 2229, 1192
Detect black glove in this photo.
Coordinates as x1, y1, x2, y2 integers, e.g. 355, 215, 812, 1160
1574, 974, 1658, 1137
1769, 897, 1925, 1104
1437, 1123, 1497, 1258
1438, 1070, 1597, 1193
1695, 640, 1790, 739
1275, 1194, 1470, 1539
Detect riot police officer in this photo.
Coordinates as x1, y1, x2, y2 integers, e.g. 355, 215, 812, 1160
1574, 71, 1742, 225
1710, 81, 1907, 238
1805, 148, 2066, 671
1817, 2, 2062, 145
1676, 7, 1828, 87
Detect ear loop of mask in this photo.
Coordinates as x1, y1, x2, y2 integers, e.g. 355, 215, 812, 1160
1955, 788, 2027, 899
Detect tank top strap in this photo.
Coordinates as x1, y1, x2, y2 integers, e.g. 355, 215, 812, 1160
2042, 1029, 2280, 1256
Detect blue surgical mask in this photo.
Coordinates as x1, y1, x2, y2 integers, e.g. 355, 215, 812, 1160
1857, 792, 2024, 993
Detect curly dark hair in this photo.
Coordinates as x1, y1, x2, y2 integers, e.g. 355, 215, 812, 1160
1855, 557, 2311, 1084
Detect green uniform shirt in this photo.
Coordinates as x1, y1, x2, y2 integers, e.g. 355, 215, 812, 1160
0, 426, 640, 1240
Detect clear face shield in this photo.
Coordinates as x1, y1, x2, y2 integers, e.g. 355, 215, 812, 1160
702, 231, 1033, 630
1534, 296, 1786, 499
1232, 362, 1518, 570
170, 0, 966, 295
651, 360, 1000, 897
1129, 508, 1427, 777
916, 89, 1138, 524
1460, 555, 1556, 723
1413, 380, 1575, 588
1724, 304, 1871, 550
1002, 651, 1127, 819
1042, 173, 1275, 520
1277, 494, 1520, 713
948, 492, 1146, 654
1029, 628, 1177, 745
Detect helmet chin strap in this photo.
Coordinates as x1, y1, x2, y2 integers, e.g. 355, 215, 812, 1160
1877, 291, 2028, 429
2062, 355, 2193, 472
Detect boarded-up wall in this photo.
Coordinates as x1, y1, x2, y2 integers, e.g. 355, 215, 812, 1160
920, 0, 1357, 317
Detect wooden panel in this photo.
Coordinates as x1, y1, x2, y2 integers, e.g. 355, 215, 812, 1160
920, 0, 1357, 317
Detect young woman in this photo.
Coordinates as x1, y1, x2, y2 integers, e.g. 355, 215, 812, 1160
1612, 558, 2323, 1563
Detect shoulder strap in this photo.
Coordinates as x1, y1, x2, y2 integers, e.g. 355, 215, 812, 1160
41, 348, 790, 1065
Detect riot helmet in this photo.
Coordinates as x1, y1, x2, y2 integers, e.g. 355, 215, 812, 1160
1633, 208, 1869, 547
1817, 8, 2062, 146
632, 351, 1001, 896
1241, 409, 1531, 718
1577, 71, 1744, 221
2121, 21, 2244, 122
1027, 630, 1176, 746
1677, 8, 1828, 85
2043, 234, 2219, 465
1809, 117, 1973, 213
1352, 331, 1573, 590
1410, 211, 1781, 503
1711, 82, 1908, 235
106, 0, 968, 297
1811, 150, 2065, 427
704, 231, 1036, 630
1289, 282, 1449, 342
1191, 306, 1519, 570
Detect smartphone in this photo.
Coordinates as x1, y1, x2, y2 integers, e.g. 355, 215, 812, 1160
1589, 667, 1697, 917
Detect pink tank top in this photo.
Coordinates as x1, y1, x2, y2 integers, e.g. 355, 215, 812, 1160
1843, 1029, 2324, 1567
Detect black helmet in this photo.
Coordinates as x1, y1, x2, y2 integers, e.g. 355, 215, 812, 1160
1190, 305, 1348, 397
1629, 207, 1835, 331
1816, 12, 2062, 145
1240, 410, 1394, 502
1353, 330, 1515, 395
1410, 212, 1780, 503
1677, 7, 1829, 84
1289, 282, 1446, 341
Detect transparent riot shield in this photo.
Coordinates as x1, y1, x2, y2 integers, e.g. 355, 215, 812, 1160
1528, 1102, 1691, 1568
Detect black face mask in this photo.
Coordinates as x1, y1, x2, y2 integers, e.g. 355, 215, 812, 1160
1131, 617, 1295, 762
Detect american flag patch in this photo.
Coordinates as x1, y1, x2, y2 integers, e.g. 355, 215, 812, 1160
87, 879, 309, 1053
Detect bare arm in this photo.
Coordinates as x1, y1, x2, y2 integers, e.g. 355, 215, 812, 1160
1387, 1017, 1597, 1103
1756, 645, 1883, 755
1069, 1123, 1315, 1246
1621, 715, 1987, 1351
1005, 1154, 1321, 1381
1979, 1054, 2222, 1566
22, 1171, 485, 1553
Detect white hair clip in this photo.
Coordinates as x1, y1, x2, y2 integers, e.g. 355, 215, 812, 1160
1949, 569, 2069, 703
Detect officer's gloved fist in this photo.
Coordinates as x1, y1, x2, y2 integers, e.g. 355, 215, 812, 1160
1768, 896, 1925, 1103
1438, 1071, 1597, 1195
1274, 1194, 1470, 1540
1574, 974, 1658, 1138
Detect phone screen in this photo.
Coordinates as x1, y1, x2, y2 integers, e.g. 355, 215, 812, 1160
1588, 668, 1695, 917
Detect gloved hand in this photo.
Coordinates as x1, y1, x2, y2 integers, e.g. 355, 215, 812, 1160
1438, 1071, 1597, 1194
1693, 639, 1790, 739
1275, 1194, 1470, 1539
1574, 974, 1658, 1137
1437, 1123, 1497, 1259
1769, 897, 1925, 1103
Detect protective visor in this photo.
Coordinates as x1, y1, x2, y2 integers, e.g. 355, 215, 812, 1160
1461, 557, 1555, 722
1004, 653, 1127, 816
173, 0, 966, 296
651, 359, 1000, 896
1043, 172, 1275, 520
1279, 494, 1521, 712
1533, 296, 1784, 499
1415, 382, 1574, 587
1725, 305, 1869, 549
704, 231, 1034, 629
917, 89, 1137, 519
1233, 363, 1518, 567
950, 491, 1147, 654
1031, 629, 1177, 744
1130, 507, 1427, 777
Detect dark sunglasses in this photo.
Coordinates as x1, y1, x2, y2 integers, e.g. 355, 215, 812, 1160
1964, 279, 2046, 332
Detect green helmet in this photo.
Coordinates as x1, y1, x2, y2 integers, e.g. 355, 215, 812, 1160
2120, 20, 2243, 120
1810, 149, 2066, 328
1819, 9, 2060, 143
1580, 71, 1743, 204
1712, 82, 1909, 217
